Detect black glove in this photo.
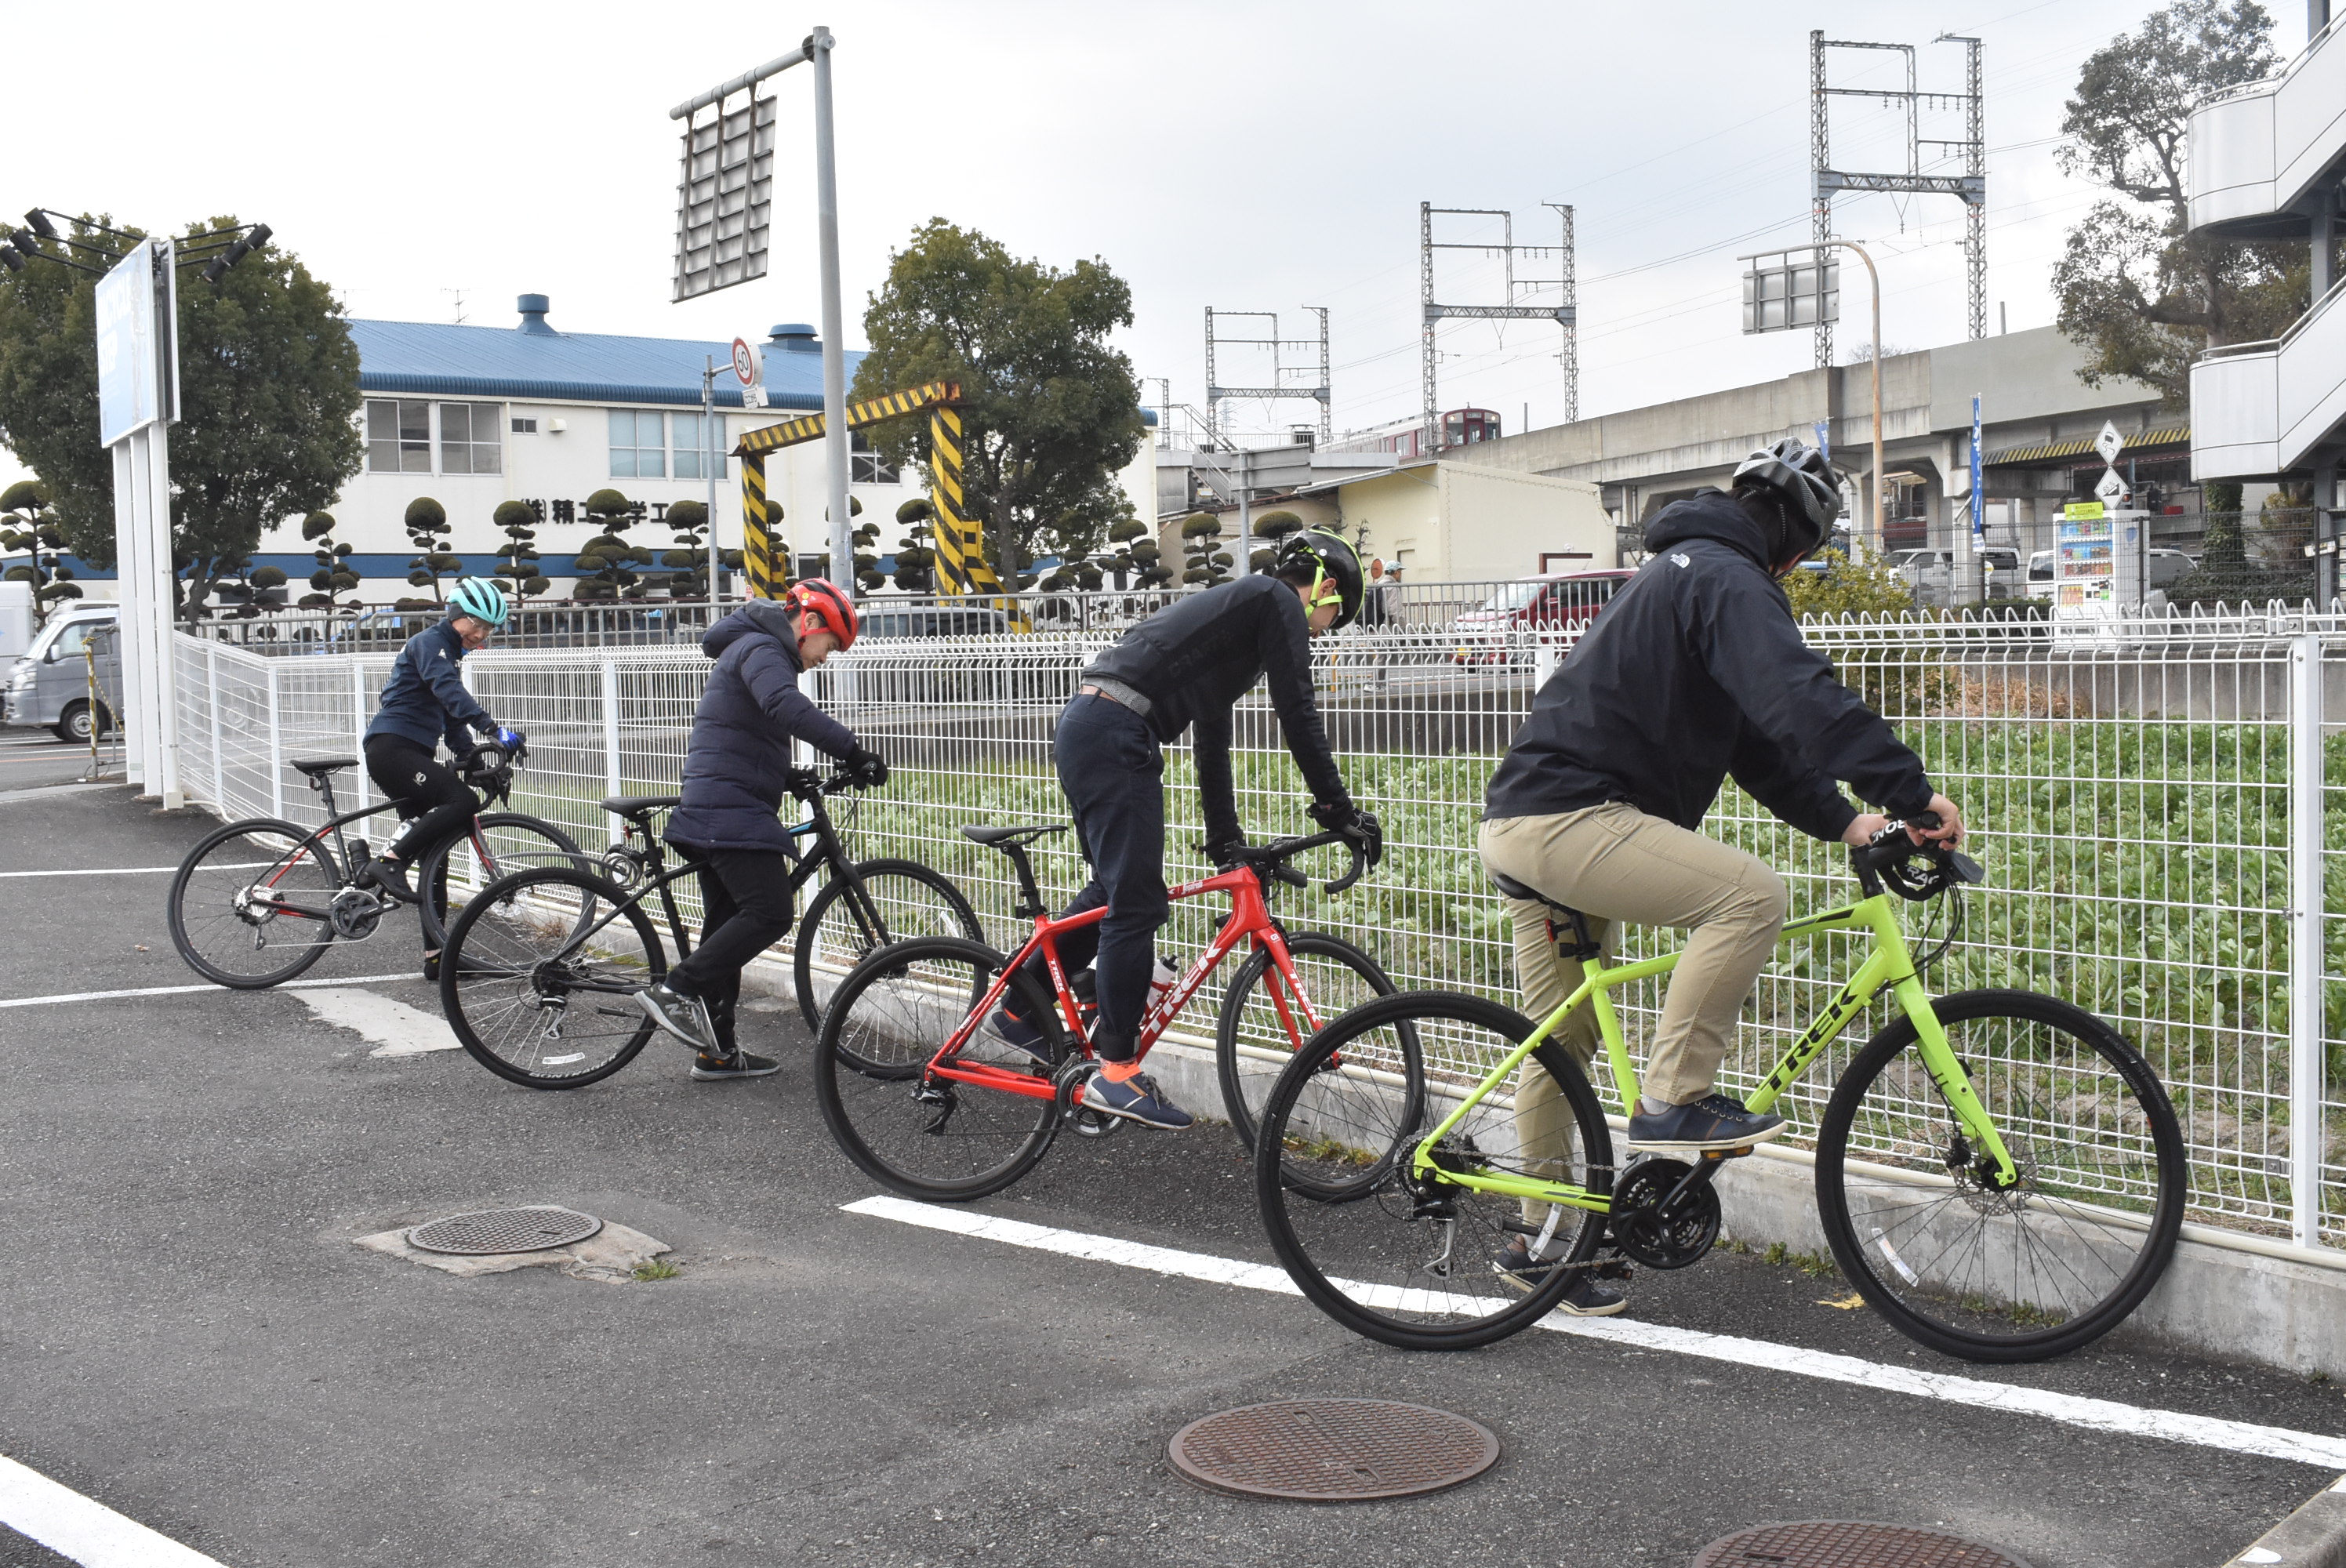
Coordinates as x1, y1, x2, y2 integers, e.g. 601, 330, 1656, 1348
1311, 800, 1384, 868
1200, 834, 1248, 871
844, 747, 889, 789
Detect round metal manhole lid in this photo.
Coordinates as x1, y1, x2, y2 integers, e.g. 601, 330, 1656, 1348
1168, 1399, 1498, 1501
406, 1207, 602, 1257
1694, 1522, 2032, 1568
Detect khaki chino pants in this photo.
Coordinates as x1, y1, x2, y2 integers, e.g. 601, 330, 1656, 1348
1478, 804, 1788, 1222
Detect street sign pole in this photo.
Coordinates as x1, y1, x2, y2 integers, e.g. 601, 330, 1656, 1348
96, 237, 182, 806
808, 25, 852, 591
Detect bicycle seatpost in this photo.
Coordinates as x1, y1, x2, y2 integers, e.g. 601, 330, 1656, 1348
1002, 845, 1048, 921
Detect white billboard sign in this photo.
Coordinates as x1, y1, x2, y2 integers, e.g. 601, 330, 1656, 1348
673, 93, 778, 301
95, 240, 177, 446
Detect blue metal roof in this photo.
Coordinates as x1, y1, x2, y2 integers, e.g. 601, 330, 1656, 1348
348, 311, 861, 410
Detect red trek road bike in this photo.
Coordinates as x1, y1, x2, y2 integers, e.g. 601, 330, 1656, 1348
815, 822, 1424, 1200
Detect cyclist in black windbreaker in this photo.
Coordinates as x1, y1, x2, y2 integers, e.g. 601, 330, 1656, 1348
1479, 440, 1963, 1312
990, 528, 1384, 1129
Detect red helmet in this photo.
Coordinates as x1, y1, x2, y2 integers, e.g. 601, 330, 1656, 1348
786, 577, 859, 650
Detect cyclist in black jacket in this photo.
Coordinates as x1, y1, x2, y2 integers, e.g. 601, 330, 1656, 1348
1479, 439, 1962, 1309
992, 528, 1384, 1128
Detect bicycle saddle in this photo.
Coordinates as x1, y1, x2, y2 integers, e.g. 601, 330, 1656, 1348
961, 824, 1068, 848
601, 793, 682, 821
290, 757, 357, 777
1487, 870, 1601, 958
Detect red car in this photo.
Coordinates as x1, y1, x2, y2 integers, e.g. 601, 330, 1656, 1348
1451, 571, 1631, 663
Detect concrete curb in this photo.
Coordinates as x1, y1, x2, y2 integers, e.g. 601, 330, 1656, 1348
2225, 1473, 2346, 1566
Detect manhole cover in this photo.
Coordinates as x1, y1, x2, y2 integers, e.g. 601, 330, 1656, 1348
1168, 1399, 1498, 1501
406, 1207, 602, 1256
1694, 1522, 2032, 1568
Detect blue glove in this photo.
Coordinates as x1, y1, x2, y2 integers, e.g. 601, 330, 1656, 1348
496, 726, 525, 752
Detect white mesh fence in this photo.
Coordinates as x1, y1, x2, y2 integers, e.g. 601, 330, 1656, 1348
172, 604, 2346, 1248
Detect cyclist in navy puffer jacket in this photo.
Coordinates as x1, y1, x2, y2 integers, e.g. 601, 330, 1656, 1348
637, 580, 888, 1080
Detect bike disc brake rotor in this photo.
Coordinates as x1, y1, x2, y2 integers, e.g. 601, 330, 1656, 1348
1608, 1158, 1721, 1270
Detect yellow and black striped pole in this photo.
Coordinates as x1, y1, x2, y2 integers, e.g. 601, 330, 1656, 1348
739, 452, 779, 598
928, 405, 979, 595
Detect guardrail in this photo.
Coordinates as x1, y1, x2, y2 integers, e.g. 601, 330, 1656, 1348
171, 604, 2346, 1254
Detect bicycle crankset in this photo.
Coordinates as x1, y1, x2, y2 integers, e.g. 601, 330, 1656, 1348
1051, 1058, 1122, 1139
1607, 1158, 1723, 1271
328, 886, 384, 940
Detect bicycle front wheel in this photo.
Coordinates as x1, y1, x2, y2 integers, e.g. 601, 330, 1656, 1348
815, 936, 1059, 1201
167, 818, 340, 989
794, 858, 986, 1031
1215, 929, 1413, 1153
438, 866, 665, 1089
1255, 990, 1614, 1352
1815, 988, 2185, 1363
416, 812, 585, 949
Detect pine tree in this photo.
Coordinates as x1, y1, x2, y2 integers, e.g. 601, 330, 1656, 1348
0, 479, 80, 622
492, 500, 550, 601
573, 488, 648, 601
399, 496, 459, 609
891, 497, 937, 593
296, 511, 363, 609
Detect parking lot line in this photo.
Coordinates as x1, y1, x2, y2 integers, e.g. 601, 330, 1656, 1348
0, 867, 186, 878
0, 975, 417, 1010
845, 1194, 2346, 1471
0, 1452, 226, 1567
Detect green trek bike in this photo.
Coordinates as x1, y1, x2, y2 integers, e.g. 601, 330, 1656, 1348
1251, 820, 2185, 1363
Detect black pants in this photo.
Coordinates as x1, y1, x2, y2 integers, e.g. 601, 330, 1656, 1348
1015, 693, 1167, 1062
666, 847, 797, 1054
364, 735, 475, 862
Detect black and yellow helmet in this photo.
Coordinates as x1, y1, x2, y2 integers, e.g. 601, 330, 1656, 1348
1273, 527, 1366, 629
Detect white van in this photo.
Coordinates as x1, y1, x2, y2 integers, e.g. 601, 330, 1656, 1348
2, 606, 119, 741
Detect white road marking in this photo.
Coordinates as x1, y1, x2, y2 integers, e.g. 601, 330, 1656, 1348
845, 1194, 2346, 1472
0, 866, 184, 878
0, 782, 128, 804
0, 974, 416, 1010
295, 987, 459, 1057
0, 1451, 227, 1566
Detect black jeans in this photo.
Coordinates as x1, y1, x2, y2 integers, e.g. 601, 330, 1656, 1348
1015, 692, 1167, 1061
666, 847, 797, 1054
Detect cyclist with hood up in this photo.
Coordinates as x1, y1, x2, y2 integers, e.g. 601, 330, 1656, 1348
634, 579, 888, 1080
1479, 439, 1963, 1316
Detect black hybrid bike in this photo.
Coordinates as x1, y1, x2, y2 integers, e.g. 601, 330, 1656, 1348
434, 765, 983, 1087
166, 742, 583, 988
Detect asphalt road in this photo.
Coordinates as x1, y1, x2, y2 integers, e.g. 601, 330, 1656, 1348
2, 785, 2343, 1568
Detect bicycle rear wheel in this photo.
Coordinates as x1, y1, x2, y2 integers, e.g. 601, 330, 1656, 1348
167, 818, 340, 989
438, 866, 665, 1089
1215, 930, 1414, 1153
1814, 988, 2184, 1363
1254, 990, 1614, 1352
416, 812, 585, 949
815, 936, 1060, 1201
794, 858, 986, 1031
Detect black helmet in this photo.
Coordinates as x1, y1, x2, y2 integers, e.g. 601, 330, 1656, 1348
1731, 438, 1841, 563
1273, 527, 1365, 629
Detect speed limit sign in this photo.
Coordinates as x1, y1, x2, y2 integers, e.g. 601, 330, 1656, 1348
731, 337, 761, 387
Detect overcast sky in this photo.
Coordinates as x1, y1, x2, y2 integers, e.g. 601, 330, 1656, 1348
5, 0, 2314, 497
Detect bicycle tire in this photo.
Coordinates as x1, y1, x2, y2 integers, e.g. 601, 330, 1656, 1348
794, 858, 986, 1032
1254, 989, 1615, 1352
438, 866, 666, 1089
815, 935, 1061, 1201
1814, 987, 2185, 1363
1215, 929, 1413, 1155
166, 817, 341, 989
416, 812, 585, 949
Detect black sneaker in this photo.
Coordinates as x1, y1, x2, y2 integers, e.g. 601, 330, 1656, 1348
358, 857, 417, 903
637, 983, 719, 1053
692, 1050, 780, 1081
423, 951, 441, 983
1626, 1093, 1785, 1153
1494, 1237, 1627, 1316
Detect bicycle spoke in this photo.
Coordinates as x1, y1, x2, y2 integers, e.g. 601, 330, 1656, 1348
169, 823, 341, 987
441, 870, 658, 1087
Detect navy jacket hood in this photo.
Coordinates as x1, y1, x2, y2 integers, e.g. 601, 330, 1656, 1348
666, 602, 859, 854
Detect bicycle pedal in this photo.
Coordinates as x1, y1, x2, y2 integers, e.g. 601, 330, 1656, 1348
1703, 1145, 1757, 1161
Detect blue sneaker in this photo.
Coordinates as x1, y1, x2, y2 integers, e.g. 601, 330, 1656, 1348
1626, 1093, 1785, 1153
983, 1007, 1051, 1063
1493, 1237, 1627, 1316
1082, 1066, 1193, 1130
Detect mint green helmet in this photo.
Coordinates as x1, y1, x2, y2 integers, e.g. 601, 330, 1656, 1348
448, 577, 510, 628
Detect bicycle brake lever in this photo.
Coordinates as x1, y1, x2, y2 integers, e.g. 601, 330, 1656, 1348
1945, 849, 1985, 884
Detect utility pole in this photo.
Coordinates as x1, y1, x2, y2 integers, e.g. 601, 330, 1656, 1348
1204, 307, 1331, 445
1420, 201, 1577, 452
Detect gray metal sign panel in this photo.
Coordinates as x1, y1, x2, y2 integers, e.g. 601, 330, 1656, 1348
673, 93, 777, 302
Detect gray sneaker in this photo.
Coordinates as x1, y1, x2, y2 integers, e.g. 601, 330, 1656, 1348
692, 1049, 780, 1081
637, 983, 718, 1053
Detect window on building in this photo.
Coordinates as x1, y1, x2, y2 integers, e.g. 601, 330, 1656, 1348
511, 416, 537, 434
851, 429, 899, 484
365, 399, 431, 474
609, 409, 667, 478
673, 412, 726, 481
438, 402, 503, 474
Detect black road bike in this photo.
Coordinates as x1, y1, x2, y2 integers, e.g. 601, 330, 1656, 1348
166, 743, 583, 988
434, 766, 982, 1087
